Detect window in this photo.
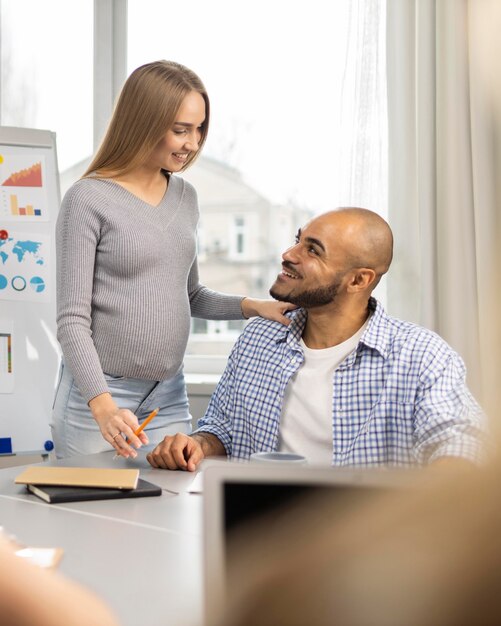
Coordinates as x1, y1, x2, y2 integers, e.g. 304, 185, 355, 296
197, 220, 207, 262
0, 1, 385, 370
230, 216, 246, 259
128, 0, 387, 365
0, 0, 93, 175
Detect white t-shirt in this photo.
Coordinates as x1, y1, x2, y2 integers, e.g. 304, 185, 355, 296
279, 320, 369, 465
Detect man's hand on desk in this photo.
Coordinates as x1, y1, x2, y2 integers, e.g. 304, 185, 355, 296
146, 432, 225, 471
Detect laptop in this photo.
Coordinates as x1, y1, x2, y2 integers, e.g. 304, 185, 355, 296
202, 460, 415, 626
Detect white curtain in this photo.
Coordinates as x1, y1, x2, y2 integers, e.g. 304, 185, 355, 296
386, 0, 501, 422
335, 0, 389, 304
337, 0, 388, 215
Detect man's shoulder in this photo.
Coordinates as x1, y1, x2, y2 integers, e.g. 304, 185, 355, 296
374, 303, 460, 362
241, 314, 291, 339
237, 309, 302, 347
381, 311, 439, 342
388, 313, 449, 346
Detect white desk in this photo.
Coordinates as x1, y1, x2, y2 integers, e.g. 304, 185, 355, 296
0, 450, 207, 626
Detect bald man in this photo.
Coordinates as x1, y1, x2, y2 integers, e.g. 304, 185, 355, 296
147, 208, 486, 470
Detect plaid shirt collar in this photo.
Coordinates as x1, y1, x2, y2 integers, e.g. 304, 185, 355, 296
275, 297, 391, 359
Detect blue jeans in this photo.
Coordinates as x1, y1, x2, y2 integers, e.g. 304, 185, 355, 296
51, 362, 192, 459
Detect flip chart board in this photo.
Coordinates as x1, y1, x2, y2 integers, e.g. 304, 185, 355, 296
0, 126, 61, 454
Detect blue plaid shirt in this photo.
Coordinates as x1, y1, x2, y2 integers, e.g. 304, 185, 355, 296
196, 298, 486, 467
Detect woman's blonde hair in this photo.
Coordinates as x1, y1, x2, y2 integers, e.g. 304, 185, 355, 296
84, 60, 210, 178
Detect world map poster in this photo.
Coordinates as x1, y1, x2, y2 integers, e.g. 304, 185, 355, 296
0, 231, 51, 302
0, 149, 49, 223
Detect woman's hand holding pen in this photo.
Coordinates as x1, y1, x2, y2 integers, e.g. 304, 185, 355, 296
89, 393, 149, 458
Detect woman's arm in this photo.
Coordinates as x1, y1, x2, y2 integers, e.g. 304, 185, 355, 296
56, 184, 144, 457
56, 184, 110, 403
187, 258, 295, 325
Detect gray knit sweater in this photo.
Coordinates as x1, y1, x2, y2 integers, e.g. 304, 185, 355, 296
56, 174, 244, 403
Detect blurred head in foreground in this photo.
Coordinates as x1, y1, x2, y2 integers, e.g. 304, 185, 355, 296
221, 461, 501, 626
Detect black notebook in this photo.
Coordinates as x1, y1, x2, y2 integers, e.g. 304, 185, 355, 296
26, 478, 162, 504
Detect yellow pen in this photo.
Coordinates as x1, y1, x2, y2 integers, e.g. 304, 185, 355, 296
128, 407, 159, 442
113, 407, 159, 459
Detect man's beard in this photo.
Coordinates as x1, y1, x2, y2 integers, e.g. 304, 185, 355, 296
269, 277, 342, 309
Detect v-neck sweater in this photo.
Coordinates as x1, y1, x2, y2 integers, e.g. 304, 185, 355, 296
56, 174, 244, 403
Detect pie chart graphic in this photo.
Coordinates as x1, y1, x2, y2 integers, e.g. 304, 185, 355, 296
11, 275, 26, 291
30, 276, 46, 293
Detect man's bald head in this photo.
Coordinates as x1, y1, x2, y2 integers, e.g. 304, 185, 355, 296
308, 207, 393, 279
270, 207, 393, 309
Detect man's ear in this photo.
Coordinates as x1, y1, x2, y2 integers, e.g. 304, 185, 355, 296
346, 268, 377, 292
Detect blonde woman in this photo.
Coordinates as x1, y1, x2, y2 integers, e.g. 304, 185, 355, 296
52, 60, 294, 459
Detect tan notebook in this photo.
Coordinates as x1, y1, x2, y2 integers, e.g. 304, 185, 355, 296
15, 466, 140, 490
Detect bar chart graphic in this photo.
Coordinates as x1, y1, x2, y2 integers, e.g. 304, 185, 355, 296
0, 333, 12, 374
0, 324, 14, 394
0, 151, 49, 222
9, 194, 42, 217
